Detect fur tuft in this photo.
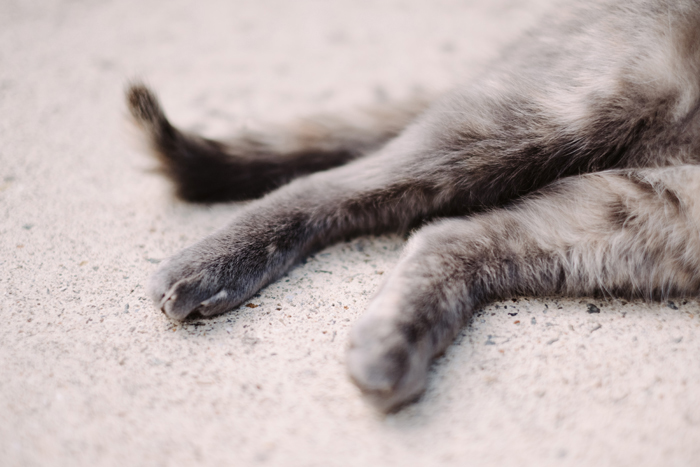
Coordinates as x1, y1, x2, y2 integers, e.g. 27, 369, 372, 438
127, 83, 168, 131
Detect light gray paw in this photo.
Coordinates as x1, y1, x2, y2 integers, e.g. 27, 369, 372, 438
346, 312, 431, 413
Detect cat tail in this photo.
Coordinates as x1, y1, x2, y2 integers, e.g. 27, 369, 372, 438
126, 83, 430, 202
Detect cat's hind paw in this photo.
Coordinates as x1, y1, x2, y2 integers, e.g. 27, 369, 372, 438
346, 314, 431, 413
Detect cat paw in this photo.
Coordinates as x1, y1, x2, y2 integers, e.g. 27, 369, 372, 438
151, 268, 241, 321
148, 236, 263, 321
346, 313, 431, 413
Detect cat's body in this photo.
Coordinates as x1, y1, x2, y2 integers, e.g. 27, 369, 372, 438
127, 0, 700, 411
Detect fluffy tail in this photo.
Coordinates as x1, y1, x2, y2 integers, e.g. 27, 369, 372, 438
126, 83, 429, 202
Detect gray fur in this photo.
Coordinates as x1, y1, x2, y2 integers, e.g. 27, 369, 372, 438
128, 0, 700, 412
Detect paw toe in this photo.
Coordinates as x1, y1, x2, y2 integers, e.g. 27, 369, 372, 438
196, 289, 236, 317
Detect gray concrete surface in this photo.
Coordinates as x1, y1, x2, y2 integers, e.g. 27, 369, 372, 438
2, 0, 700, 465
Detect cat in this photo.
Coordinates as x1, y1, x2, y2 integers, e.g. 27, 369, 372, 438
127, 0, 700, 412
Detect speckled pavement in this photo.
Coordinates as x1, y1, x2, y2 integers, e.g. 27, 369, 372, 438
2, 1, 700, 465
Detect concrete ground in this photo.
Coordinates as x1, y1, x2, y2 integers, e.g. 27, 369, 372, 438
2, 0, 700, 465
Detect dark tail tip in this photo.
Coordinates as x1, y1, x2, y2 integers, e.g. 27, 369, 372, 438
126, 83, 169, 132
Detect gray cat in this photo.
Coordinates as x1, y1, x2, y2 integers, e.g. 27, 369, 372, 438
127, 0, 700, 412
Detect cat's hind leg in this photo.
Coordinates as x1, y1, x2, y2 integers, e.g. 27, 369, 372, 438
347, 166, 700, 412
127, 84, 431, 202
